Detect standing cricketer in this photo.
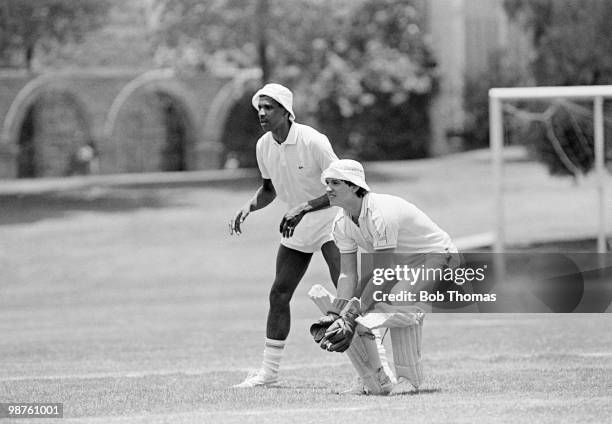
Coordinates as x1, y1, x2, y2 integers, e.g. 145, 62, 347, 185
310, 159, 459, 395
229, 83, 341, 388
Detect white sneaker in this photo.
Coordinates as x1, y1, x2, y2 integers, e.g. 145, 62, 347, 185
340, 367, 393, 395
233, 369, 278, 388
389, 376, 418, 395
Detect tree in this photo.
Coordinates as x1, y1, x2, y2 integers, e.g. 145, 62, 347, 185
463, 52, 526, 151
0, 0, 112, 70
154, 0, 437, 161
297, 0, 437, 160
152, 0, 345, 76
504, 0, 612, 85
503, 0, 612, 176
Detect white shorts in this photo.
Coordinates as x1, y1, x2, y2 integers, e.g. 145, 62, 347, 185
280, 207, 340, 253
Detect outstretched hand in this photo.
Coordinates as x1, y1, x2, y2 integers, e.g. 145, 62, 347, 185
229, 205, 251, 235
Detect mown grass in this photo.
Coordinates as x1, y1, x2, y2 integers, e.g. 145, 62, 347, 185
1, 148, 611, 423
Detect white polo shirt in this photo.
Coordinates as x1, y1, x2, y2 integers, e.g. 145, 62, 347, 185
256, 122, 338, 207
256, 122, 340, 252
332, 193, 455, 254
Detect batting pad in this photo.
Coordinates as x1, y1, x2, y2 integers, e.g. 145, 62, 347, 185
308, 284, 334, 314
345, 325, 390, 395
374, 329, 397, 384
390, 324, 423, 389
308, 285, 395, 393
356, 303, 425, 330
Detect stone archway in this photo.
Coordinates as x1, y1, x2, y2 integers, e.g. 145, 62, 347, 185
104, 69, 200, 173
203, 69, 262, 168
1, 74, 94, 178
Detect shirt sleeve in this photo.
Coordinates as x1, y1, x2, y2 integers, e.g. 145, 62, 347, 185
310, 133, 339, 172
370, 208, 399, 251
332, 216, 358, 254
255, 138, 270, 179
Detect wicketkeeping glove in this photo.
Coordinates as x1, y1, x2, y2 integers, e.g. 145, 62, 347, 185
309, 298, 349, 343
320, 298, 361, 353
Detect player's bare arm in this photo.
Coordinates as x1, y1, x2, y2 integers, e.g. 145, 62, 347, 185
279, 193, 331, 238
356, 248, 398, 312
335, 252, 359, 299
230, 179, 276, 235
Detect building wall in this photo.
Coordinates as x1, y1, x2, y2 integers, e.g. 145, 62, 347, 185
427, 0, 468, 155
0, 68, 251, 179
426, 0, 530, 153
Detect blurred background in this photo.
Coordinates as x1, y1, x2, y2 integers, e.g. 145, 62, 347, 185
0, 0, 610, 180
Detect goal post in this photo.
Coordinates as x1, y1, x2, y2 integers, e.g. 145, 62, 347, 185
489, 85, 612, 254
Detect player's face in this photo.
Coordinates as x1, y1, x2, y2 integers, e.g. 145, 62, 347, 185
257, 96, 288, 132
325, 178, 356, 208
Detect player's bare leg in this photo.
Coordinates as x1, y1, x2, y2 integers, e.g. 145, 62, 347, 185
234, 245, 312, 388
320, 240, 340, 288
266, 245, 313, 339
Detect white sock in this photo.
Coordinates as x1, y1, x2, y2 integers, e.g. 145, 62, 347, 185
262, 338, 285, 376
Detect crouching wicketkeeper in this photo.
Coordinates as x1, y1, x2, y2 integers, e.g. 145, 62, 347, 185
309, 159, 459, 395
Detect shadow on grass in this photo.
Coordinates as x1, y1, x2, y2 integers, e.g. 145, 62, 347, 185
325, 387, 441, 396
0, 187, 182, 226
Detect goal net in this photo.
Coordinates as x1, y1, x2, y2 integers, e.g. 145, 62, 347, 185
489, 85, 612, 253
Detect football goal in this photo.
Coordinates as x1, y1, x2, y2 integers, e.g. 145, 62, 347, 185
489, 85, 612, 254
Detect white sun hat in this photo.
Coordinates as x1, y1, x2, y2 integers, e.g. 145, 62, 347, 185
251, 83, 295, 121
321, 159, 370, 191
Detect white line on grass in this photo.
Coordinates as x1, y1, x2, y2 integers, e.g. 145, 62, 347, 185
3, 350, 610, 382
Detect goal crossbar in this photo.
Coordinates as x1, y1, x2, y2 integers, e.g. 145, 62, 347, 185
489, 85, 611, 253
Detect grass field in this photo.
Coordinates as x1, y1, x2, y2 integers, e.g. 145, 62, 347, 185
1, 148, 611, 423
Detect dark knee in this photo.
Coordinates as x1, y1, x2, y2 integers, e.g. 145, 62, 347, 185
269, 284, 293, 308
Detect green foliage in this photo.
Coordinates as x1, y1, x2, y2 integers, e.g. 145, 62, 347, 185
155, 0, 437, 162
294, 0, 437, 160
504, 0, 612, 85
503, 0, 612, 176
0, 0, 112, 69
38, 1, 156, 69
152, 0, 260, 70
153, 0, 349, 72
463, 52, 526, 151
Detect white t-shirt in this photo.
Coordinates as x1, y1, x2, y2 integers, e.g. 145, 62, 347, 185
332, 193, 455, 254
256, 122, 338, 208
256, 122, 339, 253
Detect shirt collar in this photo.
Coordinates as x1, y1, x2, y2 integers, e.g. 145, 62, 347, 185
282, 122, 297, 145
343, 193, 370, 224
358, 193, 370, 220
